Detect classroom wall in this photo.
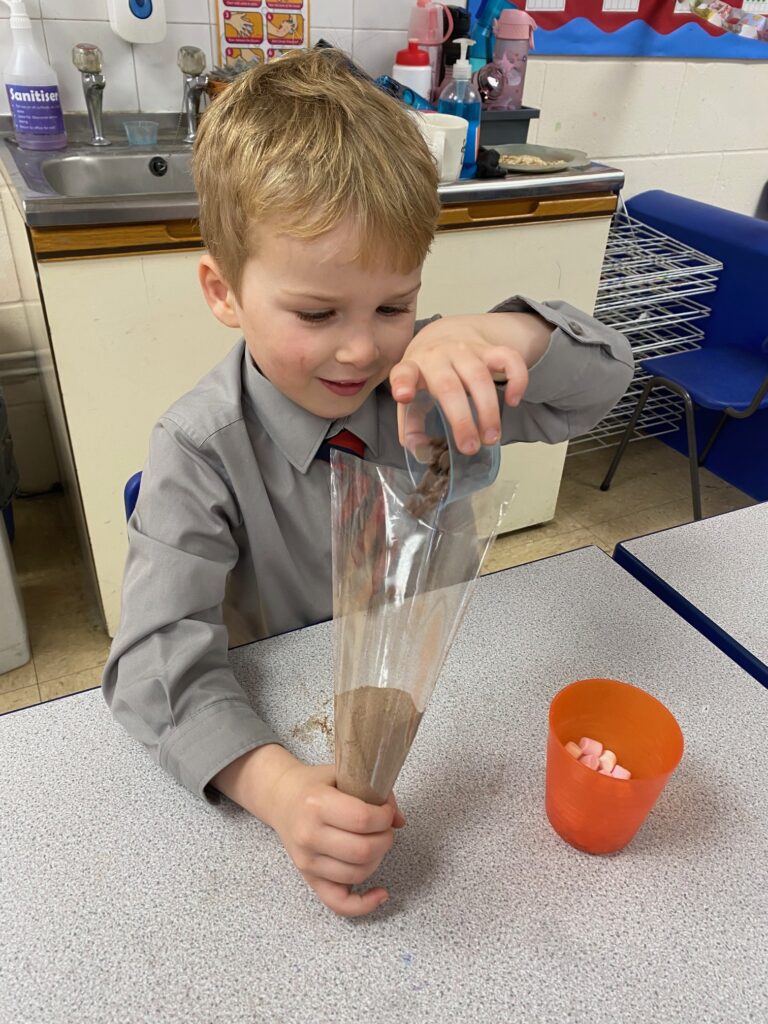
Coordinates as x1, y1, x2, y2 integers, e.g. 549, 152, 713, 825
1, 0, 765, 487
1, 1, 763, 214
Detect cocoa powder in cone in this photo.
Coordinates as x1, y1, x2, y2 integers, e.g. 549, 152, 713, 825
334, 686, 423, 805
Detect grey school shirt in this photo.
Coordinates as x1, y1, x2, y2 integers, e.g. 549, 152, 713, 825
102, 297, 634, 800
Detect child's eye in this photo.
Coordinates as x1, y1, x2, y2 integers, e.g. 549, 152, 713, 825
377, 305, 410, 317
296, 310, 335, 323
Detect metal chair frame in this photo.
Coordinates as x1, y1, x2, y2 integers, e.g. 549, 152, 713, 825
601, 372, 768, 522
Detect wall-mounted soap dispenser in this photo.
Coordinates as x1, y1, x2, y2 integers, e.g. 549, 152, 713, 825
107, 0, 167, 44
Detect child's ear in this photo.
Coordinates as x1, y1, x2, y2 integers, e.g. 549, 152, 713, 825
198, 255, 241, 329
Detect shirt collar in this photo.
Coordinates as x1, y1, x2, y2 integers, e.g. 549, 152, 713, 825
242, 347, 380, 474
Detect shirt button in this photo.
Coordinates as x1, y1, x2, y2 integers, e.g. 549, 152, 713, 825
568, 320, 584, 336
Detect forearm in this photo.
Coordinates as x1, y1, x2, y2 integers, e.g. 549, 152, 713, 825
211, 743, 301, 827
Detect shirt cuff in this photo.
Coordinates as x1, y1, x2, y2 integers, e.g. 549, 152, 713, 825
159, 699, 282, 803
488, 294, 634, 403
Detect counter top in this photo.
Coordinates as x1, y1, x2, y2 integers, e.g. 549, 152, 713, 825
616, 502, 768, 685
0, 114, 624, 228
2, 547, 766, 1024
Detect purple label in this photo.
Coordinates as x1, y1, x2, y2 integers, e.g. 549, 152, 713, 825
6, 83, 65, 136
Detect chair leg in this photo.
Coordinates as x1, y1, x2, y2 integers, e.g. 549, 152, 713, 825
698, 412, 729, 467
682, 393, 703, 522
600, 378, 656, 492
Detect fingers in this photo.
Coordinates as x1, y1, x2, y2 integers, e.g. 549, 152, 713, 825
418, 347, 529, 455
387, 792, 407, 829
482, 346, 529, 408
305, 847, 391, 887
325, 792, 396, 835
314, 822, 395, 870
444, 350, 504, 448
389, 359, 421, 404
418, 359, 486, 455
304, 874, 389, 918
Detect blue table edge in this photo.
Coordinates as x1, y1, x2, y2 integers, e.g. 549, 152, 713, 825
613, 542, 768, 690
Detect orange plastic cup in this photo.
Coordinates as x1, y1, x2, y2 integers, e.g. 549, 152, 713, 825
545, 678, 684, 855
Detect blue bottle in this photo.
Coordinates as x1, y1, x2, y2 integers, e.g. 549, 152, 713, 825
374, 75, 435, 112
437, 39, 480, 179
470, 0, 512, 65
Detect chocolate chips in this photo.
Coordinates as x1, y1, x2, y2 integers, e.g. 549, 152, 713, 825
406, 439, 451, 521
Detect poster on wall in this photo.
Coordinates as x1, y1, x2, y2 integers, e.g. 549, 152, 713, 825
215, 0, 310, 69
469, 0, 768, 58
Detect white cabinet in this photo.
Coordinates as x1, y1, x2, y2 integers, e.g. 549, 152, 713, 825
38, 252, 234, 634
34, 206, 612, 635
419, 216, 612, 533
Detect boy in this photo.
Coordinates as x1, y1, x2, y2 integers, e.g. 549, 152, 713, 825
103, 50, 633, 918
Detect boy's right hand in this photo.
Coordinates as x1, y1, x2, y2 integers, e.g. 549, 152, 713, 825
212, 745, 405, 917
269, 761, 405, 917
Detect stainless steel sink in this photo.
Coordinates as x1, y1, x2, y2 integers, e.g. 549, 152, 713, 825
0, 113, 205, 226
41, 149, 194, 198
0, 112, 624, 229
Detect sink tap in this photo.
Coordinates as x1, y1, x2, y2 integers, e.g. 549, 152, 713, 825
178, 46, 208, 145
72, 44, 110, 147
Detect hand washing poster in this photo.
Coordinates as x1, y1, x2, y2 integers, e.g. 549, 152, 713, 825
468, 0, 768, 57
216, 1, 310, 68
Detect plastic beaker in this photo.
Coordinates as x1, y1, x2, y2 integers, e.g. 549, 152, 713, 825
123, 120, 159, 145
403, 390, 500, 509
545, 678, 684, 855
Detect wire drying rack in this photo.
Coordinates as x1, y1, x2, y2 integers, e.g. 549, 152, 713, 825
569, 206, 723, 456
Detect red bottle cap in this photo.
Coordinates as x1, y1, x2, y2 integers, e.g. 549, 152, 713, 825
395, 39, 430, 66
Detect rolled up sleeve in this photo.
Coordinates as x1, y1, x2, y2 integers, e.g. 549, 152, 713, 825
101, 420, 280, 802
491, 295, 634, 444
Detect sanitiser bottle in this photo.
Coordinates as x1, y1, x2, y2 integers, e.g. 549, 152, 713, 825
1, 0, 66, 150
437, 38, 480, 179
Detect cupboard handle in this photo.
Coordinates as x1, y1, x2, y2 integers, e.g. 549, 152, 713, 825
438, 194, 617, 227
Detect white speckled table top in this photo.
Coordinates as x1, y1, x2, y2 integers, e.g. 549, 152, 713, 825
619, 502, 768, 670
2, 546, 767, 1024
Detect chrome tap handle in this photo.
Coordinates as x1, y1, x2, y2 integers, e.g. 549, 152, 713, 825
178, 46, 209, 144
177, 46, 207, 77
73, 43, 103, 74
73, 44, 110, 147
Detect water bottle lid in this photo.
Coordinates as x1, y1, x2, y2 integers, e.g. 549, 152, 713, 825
493, 9, 537, 43
395, 39, 430, 66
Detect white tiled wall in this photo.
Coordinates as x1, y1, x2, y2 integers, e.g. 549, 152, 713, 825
0, 1, 764, 483
2, 1, 764, 219
0, 0, 219, 115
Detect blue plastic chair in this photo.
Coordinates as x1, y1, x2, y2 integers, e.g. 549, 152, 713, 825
601, 346, 768, 521
124, 471, 142, 521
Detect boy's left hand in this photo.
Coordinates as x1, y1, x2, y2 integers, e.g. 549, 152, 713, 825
389, 313, 548, 456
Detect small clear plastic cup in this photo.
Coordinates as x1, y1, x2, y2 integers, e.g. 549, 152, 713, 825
403, 390, 500, 508
545, 678, 684, 855
123, 120, 159, 146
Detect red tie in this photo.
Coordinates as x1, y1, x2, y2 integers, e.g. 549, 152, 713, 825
324, 428, 366, 460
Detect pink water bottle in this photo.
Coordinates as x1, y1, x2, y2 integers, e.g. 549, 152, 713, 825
408, 0, 454, 100
488, 8, 536, 111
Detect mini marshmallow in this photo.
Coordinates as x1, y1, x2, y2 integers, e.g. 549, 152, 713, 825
579, 736, 603, 758
565, 741, 583, 760
612, 765, 632, 780
598, 749, 617, 773
580, 753, 600, 770
599, 768, 613, 776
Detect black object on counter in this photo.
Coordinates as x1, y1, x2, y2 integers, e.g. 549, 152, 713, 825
475, 147, 507, 180
480, 107, 540, 147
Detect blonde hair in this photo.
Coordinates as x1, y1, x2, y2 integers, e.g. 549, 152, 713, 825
192, 48, 440, 296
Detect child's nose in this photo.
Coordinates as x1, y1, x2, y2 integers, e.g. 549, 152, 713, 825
336, 333, 379, 367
